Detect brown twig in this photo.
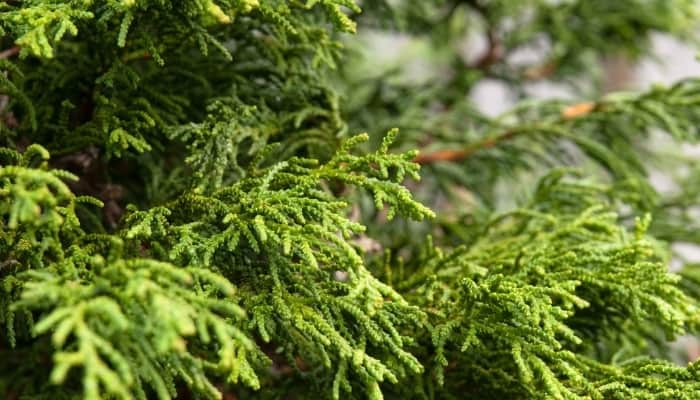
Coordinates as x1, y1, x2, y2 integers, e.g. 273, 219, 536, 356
472, 29, 503, 71
414, 101, 596, 164
0, 46, 20, 60
523, 61, 558, 81
462, 0, 505, 72
414, 129, 518, 164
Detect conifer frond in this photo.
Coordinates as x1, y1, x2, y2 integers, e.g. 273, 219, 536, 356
377, 170, 699, 399
124, 132, 432, 398
14, 257, 260, 400
1, 0, 356, 159
0, 146, 98, 272
167, 99, 278, 190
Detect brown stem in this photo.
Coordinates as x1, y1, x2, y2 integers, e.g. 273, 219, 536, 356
462, 0, 505, 72
472, 29, 503, 71
414, 101, 596, 164
414, 129, 518, 164
523, 61, 558, 81
0, 46, 20, 60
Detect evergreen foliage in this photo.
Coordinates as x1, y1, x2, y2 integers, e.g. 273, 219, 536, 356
3, 1, 700, 399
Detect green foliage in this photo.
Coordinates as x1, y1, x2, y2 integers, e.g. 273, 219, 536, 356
3, 0, 700, 399
124, 132, 432, 398
378, 171, 699, 398
1, 133, 432, 399
16, 258, 257, 400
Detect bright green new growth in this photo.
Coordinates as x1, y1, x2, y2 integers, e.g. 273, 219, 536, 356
3, 1, 700, 399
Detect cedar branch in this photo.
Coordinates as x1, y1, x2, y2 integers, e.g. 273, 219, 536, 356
414, 101, 596, 164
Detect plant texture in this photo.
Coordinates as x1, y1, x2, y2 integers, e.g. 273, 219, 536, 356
3, 1, 700, 399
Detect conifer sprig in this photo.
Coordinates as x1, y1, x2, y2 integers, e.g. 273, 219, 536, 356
124, 132, 432, 399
